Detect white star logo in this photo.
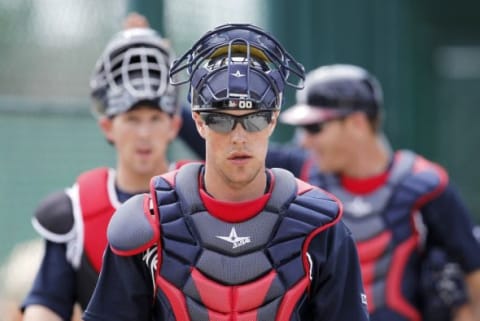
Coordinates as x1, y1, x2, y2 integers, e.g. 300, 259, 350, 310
216, 227, 251, 249
345, 197, 373, 217
231, 70, 246, 78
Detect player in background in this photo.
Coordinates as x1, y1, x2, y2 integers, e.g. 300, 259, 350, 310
21, 13, 184, 321
279, 64, 480, 321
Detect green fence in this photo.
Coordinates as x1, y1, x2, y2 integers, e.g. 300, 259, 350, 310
0, 102, 112, 261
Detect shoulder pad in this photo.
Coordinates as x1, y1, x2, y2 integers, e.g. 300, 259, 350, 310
412, 154, 448, 179
296, 184, 342, 222
397, 150, 449, 195
107, 194, 159, 256
32, 191, 75, 242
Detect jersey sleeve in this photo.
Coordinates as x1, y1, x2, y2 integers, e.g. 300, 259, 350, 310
422, 183, 480, 273
83, 246, 154, 321
266, 143, 314, 181
21, 241, 76, 321
308, 221, 370, 321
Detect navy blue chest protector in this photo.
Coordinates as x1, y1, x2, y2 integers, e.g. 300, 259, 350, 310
309, 150, 448, 321
148, 163, 340, 321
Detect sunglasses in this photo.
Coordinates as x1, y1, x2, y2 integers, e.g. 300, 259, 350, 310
301, 123, 326, 134
199, 111, 273, 133
300, 116, 348, 135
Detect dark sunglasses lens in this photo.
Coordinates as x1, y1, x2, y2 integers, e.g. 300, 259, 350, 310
202, 113, 235, 133
302, 123, 323, 134
242, 112, 272, 132
201, 112, 272, 133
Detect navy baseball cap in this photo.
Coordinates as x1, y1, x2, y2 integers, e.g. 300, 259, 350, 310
280, 64, 382, 126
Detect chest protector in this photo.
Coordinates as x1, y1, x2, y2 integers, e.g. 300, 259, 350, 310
310, 150, 448, 321
71, 167, 120, 308
144, 163, 340, 321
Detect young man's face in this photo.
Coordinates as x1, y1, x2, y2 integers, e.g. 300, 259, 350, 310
193, 109, 277, 189
299, 117, 354, 174
100, 105, 181, 176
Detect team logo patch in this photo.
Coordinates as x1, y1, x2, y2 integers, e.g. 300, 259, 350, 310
216, 227, 251, 249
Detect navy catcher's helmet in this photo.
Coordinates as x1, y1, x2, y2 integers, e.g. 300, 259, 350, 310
90, 28, 178, 118
169, 23, 305, 112
280, 64, 383, 126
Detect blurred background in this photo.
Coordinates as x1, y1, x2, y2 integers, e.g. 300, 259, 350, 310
0, 0, 479, 267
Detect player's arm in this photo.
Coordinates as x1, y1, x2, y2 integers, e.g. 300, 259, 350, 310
308, 221, 370, 321
453, 303, 477, 321
22, 191, 77, 321
83, 247, 154, 321
422, 184, 480, 320
465, 271, 480, 320
84, 194, 157, 321
23, 305, 63, 321
22, 242, 76, 321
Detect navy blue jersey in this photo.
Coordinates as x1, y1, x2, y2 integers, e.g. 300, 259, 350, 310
22, 241, 76, 321
421, 184, 480, 272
